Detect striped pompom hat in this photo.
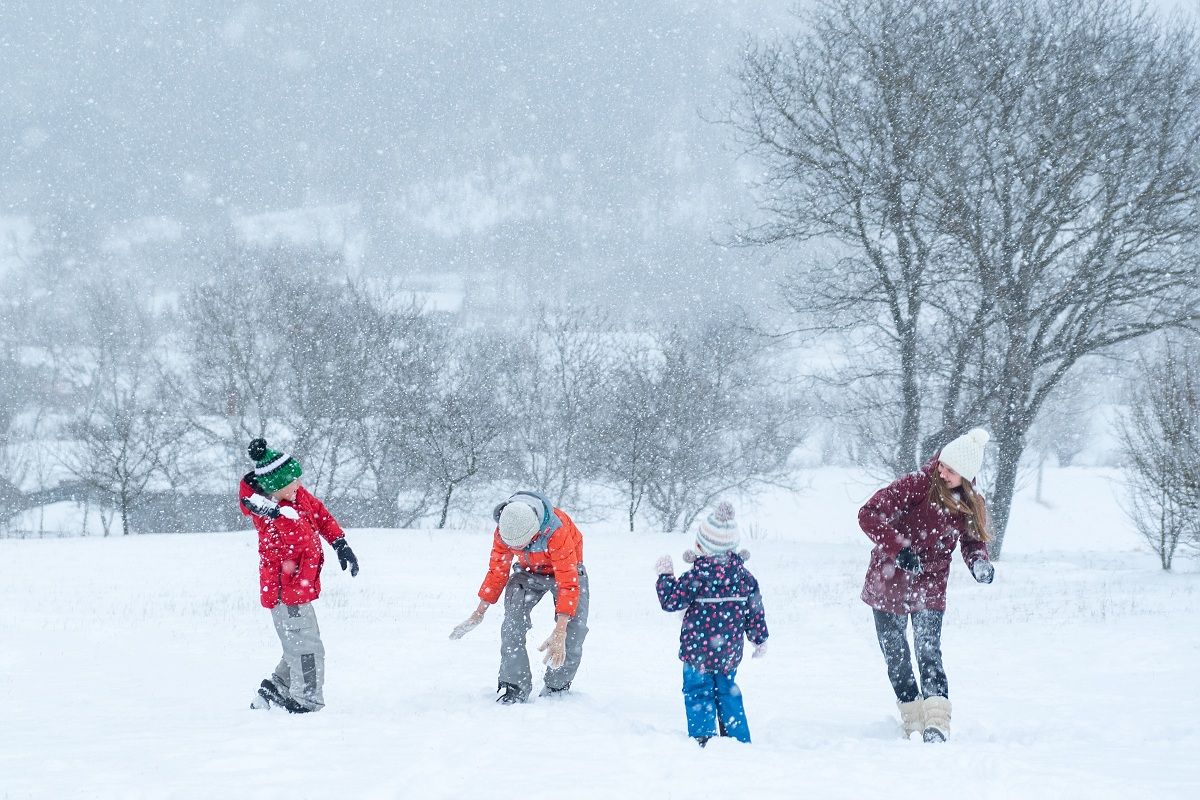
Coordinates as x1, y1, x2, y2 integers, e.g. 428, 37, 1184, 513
696, 501, 739, 554
247, 438, 303, 495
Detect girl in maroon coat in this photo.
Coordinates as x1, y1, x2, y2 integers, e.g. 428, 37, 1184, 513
858, 428, 995, 743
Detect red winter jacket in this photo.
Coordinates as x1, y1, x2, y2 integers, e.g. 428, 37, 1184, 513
239, 480, 346, 609
858, 459, 990, 614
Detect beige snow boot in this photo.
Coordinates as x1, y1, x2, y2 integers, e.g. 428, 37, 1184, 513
897, 698, 925, 739
922, 695, 951, 743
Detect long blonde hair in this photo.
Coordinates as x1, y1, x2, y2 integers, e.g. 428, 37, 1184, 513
929, 471, 991, 543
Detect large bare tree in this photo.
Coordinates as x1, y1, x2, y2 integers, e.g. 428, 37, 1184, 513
736, 0, 1200, 556
928, 0, 1200, 555
735, 0, 964, 475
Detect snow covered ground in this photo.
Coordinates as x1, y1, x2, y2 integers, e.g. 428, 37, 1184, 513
2, 467, 1198, 799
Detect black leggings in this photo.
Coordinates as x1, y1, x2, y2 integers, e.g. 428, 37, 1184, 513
872, 609, 947, 702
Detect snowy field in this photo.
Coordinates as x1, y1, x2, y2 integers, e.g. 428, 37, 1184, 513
2, 467, 1198, 799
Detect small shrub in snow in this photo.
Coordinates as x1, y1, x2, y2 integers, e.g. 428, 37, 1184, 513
1117, 343, 1200, 570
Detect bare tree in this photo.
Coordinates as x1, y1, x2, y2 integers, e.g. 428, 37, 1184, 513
66, 370, 182, 536
594, 343, 665, 533
415, 331, 513, 529
735, 0, 1200, 556
174, 254, 387, 509
173, 274, 284, 471
499, 310, 614, 514
815, 337, 943, 481
263, 272, 366, 503
734, 0, 964, 475
0, 303, 29, 524
595, 323, 802, 533
927, 0, 1200, 557
343, 288, 449, 527
1118, 342, 1200, 570
1027, 370, 1094, 490
643, 323, 802, 532
62, 283, 179, 536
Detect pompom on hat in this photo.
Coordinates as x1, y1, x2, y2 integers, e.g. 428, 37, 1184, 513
247, 438, 303, 495
938, 428, 990, 482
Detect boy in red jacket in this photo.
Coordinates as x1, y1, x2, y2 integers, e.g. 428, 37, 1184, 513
239, 438, 359, 713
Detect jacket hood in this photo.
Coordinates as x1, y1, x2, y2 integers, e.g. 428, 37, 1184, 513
492, 490, 560, 535
688, 552, 749, 582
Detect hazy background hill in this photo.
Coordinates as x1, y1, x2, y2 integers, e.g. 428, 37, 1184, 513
2, 0, 809, 313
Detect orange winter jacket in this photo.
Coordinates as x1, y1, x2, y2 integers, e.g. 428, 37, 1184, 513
478, 506, 585, 616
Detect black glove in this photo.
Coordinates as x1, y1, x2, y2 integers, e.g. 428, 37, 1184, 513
971, 560, 994, 584
896, 547, 922, 575
332, 538, 359, 577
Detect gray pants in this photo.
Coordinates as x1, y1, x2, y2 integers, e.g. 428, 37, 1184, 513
499, 565, 589, 699
873, 609, 946, 702
267, 602, 326, 711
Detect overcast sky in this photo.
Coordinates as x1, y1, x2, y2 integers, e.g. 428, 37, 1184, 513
1, 1, 1196, 314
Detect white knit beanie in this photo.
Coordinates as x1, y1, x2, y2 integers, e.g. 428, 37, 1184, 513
498, 502, 539, 547
939, 428, 990, 482
696, 501, 739, 554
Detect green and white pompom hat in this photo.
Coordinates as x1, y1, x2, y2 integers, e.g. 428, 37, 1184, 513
248, 438, 303, 494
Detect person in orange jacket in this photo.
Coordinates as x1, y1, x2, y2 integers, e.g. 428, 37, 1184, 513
449, 490, 589, 704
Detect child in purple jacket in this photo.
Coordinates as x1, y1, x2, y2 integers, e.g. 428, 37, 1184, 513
655, 502, 769, 746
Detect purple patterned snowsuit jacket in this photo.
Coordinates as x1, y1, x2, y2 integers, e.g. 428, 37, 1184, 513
656, 553, 769, 674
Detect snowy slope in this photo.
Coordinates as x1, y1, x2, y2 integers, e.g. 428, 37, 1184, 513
1, 467, 1198, 799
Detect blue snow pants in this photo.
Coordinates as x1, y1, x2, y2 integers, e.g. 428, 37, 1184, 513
682, 664, 750, 743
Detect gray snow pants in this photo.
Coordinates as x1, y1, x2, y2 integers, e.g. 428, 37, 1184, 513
267, 602, 326, 711
499, 565, 589, 699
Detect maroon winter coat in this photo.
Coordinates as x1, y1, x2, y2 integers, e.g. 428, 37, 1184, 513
239, 480, 346, 609
858, 459, 991, 614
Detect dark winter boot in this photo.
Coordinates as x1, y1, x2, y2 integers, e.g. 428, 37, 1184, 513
255, 679, 315, 714
252, 679, 285, 710
922, 696, 950, 743
538, 682, 571, 699
496, 682, 527, 705
695, 737, 711, 748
